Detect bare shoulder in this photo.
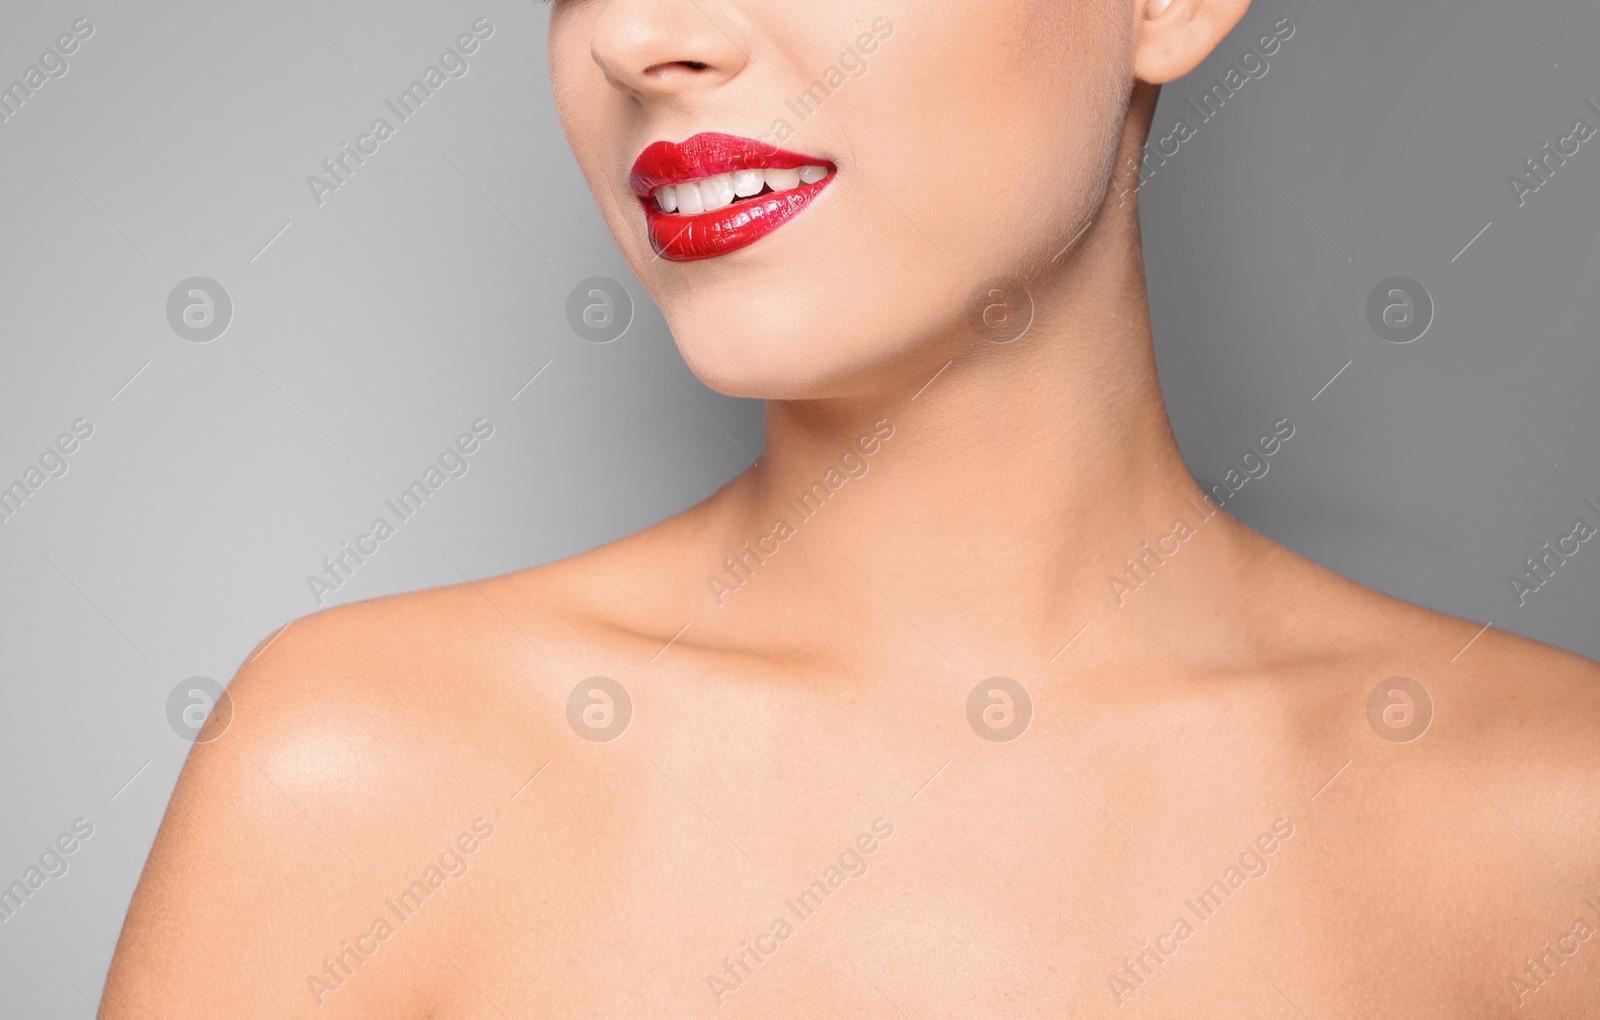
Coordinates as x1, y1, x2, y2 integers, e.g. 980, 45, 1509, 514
1414, 611, 1600, 833
1282, 543, 1600, 855
102, 563, 639, 1018
1339, 572, 1600, 755
188, 574, 586, 777
1250, 536, 1600, 741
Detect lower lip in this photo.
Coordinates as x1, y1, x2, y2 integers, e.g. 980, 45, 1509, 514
642, 176, 835, 262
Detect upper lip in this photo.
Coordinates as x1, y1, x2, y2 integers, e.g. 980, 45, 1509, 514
629, 131, 833, 199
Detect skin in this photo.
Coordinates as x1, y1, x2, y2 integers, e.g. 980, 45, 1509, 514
104, 0, 1600, 1016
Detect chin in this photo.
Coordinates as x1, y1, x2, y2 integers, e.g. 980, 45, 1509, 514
663, 289, 856, 400
659, 261, 955, 401
622, 197, 863, 399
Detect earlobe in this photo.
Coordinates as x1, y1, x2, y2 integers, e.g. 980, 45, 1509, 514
1132, 0, 1253, 85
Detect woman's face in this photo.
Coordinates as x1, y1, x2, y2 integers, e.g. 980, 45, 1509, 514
548, 0, 1135, 398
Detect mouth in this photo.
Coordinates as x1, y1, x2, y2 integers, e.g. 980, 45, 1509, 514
630, 132, 836, 263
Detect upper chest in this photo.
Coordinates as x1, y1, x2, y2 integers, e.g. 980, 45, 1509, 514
424, 747, 1544, 1020
399, 655, 1577, 1019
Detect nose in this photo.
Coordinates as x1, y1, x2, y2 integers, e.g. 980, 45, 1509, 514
589, 0, 750, 100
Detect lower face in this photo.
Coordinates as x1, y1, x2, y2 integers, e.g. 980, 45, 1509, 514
548, 0, 1131, 398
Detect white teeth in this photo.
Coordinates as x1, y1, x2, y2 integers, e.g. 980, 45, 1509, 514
674, 181, 705, 215
651, 165, 831, 214
700, 172, 736, 210
764, 167, 802, 192
732, 169, 765, 197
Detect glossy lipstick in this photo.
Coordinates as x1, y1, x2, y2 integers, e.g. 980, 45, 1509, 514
630, 132, 835, 262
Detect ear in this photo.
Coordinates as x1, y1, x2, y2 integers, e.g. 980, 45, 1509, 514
1132, 0, 1253, 84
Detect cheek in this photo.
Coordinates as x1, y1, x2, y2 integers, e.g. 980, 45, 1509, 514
549, 21, 619, 188
849, 5, 1128, 268
551, 90, 647, 251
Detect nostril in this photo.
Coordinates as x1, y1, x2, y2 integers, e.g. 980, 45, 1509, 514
645, 60, 711, 74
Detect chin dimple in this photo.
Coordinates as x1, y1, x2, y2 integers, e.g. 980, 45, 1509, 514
654, 165, 831, 214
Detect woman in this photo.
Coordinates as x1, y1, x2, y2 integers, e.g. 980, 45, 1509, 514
104, 0, 1600, 1016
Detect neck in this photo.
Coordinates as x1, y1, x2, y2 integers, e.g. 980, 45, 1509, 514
694, 179, 1250, 668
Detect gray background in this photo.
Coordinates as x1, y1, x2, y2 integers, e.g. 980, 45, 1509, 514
0, 0, 1595, 1013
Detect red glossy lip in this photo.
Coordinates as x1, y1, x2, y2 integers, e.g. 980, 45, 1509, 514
630, 132, 836, 263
